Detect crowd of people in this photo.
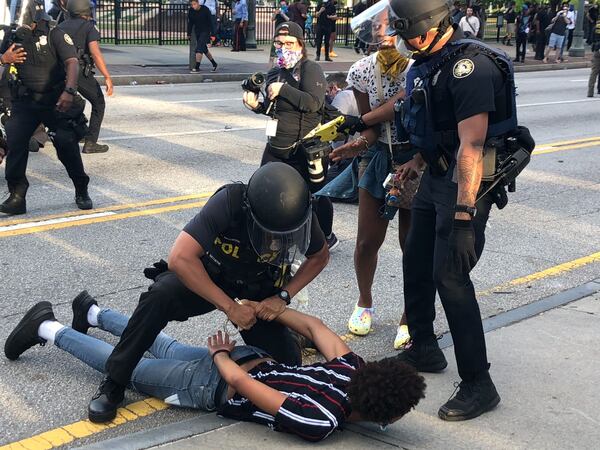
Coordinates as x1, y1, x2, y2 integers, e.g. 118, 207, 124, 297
1, 0, 598, 445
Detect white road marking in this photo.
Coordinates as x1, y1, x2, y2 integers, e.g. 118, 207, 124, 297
0, 212, 116, 232
569, 79, 587, 82
518, 98, 600, 108
167, 98, 242, 103
101, 126, 264, 141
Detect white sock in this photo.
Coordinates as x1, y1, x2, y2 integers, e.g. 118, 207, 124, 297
38, 320, 65, 345
87, 305, 101, 327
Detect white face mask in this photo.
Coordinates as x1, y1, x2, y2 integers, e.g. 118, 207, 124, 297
275, 47, 302, 69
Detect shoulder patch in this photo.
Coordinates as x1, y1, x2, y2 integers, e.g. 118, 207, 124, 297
64, 33, 74, 45
453, 58, 475, 79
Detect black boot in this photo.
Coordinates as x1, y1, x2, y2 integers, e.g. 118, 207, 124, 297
75, 186, 93, 210
395, 339, 448, 373
88, 376, 126, 423
438, 375, 500, 421
72, 290, 98, 334
4, 301, 56, 360
82, 141, 109, 154
0, 191, 26, 215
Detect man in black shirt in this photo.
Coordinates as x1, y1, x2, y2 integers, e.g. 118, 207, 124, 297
315, 0, 336, 61
384, 0, 526, 422
86, 162, 329, 423
188, 0, 218, 72
0, 0, 92, 215
59, 0, 113, 154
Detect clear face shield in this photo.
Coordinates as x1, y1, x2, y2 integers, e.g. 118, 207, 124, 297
246, 205, 313, 268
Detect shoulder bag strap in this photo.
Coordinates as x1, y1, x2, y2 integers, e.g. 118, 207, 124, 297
373, 54, 393, 160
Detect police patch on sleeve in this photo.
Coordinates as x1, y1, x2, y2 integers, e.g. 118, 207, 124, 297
64, 33, 74, 45
453, 59, 475, 79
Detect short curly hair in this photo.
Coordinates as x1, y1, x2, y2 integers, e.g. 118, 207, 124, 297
346, 358, 426, 424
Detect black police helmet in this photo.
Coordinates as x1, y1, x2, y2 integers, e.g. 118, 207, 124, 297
245, 163, 313, 266
246, 162, 311, 232
66, 0, 91, 17
388, 0, 451, 40
19, 0, 52, 24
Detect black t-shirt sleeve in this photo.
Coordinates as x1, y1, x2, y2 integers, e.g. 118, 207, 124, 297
447, 54, 502, 124
305, 211, 326, 256
50, 29, 78, 62
279, 61, 326, 113
86, 23, 101, 46
182, 188, 233, 251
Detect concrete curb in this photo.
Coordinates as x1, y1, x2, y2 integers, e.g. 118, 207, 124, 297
78, 278, 600, 450
101, 62, 592, 86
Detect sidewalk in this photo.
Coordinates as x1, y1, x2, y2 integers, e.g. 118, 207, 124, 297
100, 42, 595, 86
82, 280, 600, 450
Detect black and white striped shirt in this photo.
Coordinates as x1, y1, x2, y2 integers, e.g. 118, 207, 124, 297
218, 352, 364, 442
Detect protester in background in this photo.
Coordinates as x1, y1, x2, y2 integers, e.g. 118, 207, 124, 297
533, 4, 550, 61
458, 7, 480, 38
315, 0, 336, 61
232, 0, 248, 51
503, 2, 516, 46
566, 3, 576, 50
544, 4, 570, 63
450, 1, 464, 24
586, 3, 598, 45
588, 17, 600, 97
353, 0, 368, 54
328, 1, 338, 58
514, 5, 530, 63
202, 0, 219, 42
188, 0, 218, 72
472, 0, 486, 39
288, 0, 308, 33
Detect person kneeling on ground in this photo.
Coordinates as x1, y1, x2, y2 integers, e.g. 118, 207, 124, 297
5, 295, 426, 442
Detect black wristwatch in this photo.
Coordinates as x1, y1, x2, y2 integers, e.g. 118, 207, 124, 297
63, 86, 77, 96
455, 204, 477, 217
278, 290, 291, 305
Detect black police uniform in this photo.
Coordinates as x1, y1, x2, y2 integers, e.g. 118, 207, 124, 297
0, 22, 89, 204
104, 184, 326, 388
58, 17, 104, 144
401, 31, 512, 382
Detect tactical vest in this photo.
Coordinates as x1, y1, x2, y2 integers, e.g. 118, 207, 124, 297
14, 27, 64, 95
399, 39, 518, 169
201, 184, 289, 299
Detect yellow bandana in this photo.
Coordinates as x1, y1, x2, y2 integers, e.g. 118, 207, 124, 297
376, 48, 410, 79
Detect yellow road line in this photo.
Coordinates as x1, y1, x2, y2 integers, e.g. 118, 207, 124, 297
2, 250, 599, 449
533, 141, 600, 155
0, 200, 208, 238
0, 192, 214, 227
0, 398, 168, 450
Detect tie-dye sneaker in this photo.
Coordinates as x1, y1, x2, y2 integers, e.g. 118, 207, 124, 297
394, 324, 411, 350
348, 305, 373, 336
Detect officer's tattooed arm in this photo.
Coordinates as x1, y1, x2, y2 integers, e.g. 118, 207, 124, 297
455, 112, 488, 220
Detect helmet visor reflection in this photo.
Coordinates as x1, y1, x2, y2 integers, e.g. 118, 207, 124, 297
246, 205, 312, 267
351, 0, 397, 46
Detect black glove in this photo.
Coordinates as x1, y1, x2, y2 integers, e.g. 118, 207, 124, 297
446, 220, 478, 274
338, 115, 368, 135
143, 259, 169, 280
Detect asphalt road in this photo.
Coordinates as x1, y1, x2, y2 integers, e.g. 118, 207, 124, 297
1, 68, 599, 448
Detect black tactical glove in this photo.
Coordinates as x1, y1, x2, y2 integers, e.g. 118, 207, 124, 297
338, 115, 368, 135
143, 259, 169, 280
446, 220, 478, 274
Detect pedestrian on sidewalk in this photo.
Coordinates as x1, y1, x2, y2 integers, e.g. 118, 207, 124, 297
566, 3, 577, 50
232, 0, 248, 51
59, 0, 113, 154
544, 5, 570, 64
5, 297, 425, 442
243, 22, 339, 249
514, 5, 531, 63
315, 0, 336, 61
588, 19, 600, 97
533, 5, 550, 61
188, 0, 218, 72
503, 2, 516, 46
458, 7, 480, 39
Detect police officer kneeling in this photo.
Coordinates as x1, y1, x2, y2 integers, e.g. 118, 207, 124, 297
87, 162, 329, 423
383, 0, 531, 421
0, 0, 92, 215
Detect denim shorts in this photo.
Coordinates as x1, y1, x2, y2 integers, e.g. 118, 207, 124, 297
548, 33, 565, 49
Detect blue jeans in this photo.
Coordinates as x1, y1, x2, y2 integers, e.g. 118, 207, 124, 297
54, 309, 270, 410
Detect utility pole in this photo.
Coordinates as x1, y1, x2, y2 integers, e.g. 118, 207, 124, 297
247, 0, 257, 49
568, 0, 586, 57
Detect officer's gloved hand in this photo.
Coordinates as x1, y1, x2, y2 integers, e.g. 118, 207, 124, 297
338, 115, 368, 135
446, 219, 478, 274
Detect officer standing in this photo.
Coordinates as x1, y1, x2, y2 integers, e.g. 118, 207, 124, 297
381, 0, 520, 420
86, 162, 329, 423
0, 0, 92, 215
59, 0, 113, 153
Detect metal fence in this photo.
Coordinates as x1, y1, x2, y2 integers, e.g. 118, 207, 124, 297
95, 1, 355, 45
